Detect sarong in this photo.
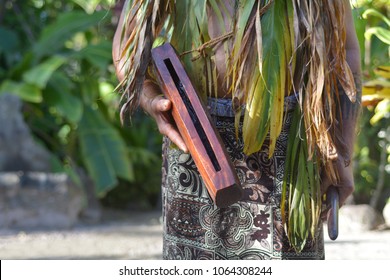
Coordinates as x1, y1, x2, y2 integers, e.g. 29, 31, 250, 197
161, 96, 325, 260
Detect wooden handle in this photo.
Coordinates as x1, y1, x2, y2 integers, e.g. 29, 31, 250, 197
151, 43, 242, 208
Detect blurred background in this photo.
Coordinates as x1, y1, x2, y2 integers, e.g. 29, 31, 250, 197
0, 0, 389, 259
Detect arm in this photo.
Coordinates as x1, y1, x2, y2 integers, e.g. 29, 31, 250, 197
112, 2, 188, 152
321, 0, 362, 206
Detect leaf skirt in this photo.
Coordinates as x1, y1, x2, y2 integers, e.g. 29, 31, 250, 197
160, 96, 324, 260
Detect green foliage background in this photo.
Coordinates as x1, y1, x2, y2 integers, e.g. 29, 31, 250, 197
0, 0, 162, 210
0, 0, 389, 211
351, 0, 390, 211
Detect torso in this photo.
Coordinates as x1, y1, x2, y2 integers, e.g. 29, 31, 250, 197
206, 0, 304, 98
206, 0, 236, 99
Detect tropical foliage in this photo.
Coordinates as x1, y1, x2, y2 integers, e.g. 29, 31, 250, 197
0, 0, 388, 248
0, 0, 161, 205
119, 0, 360, 252
351, 0, 390, 210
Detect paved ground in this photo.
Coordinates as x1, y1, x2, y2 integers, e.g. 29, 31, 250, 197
0, 209, 389, 260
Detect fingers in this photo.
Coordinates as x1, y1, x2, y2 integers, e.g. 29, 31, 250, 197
321, 182, 353, 208
158, 121, 188, 153
150, 95, 171, 113
332, 176, 354, 206
321, 184, 353, 213
320, 156, 355, 208
149, 96, 188, 153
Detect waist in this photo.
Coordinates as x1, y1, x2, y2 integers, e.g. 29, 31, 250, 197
207, 95, 298, 117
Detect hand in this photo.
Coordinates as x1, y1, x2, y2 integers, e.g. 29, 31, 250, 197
150, 96, 188, 153
320, 154, 355, 207
141, 81, 188, 153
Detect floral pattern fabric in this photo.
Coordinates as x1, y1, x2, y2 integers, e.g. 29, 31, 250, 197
161, 97, 324, 260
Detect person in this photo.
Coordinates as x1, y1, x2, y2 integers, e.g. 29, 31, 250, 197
113, 0, 361, 259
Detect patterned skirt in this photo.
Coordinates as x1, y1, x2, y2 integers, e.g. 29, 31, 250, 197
161, 97, 324, 260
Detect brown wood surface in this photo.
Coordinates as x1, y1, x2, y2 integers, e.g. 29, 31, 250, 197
151, 43, 242, 208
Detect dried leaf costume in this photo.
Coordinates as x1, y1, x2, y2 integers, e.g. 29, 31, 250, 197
117, 0, 358, 257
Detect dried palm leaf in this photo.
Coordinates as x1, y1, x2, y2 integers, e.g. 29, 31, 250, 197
118, 0, 173, 122
293, 0, 356, 183
228, 0, 294, 156
118, 0, 358, 253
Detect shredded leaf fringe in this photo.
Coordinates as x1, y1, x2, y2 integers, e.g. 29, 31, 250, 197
118, 0, 357, 252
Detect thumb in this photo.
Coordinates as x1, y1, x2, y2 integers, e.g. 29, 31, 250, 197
157, 98, 171, 112
151, 96, 171, 112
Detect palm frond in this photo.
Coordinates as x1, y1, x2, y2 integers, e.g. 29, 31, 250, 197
118, 0, 358, 253
291, 0, 356, 185
229, 0, 294, 156
118, 0, 173, 121
282, 106, 321, 252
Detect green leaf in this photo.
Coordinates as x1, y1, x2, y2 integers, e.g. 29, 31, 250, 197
242, 0, 291, 155
0, 80, 42, 103
45, 73, 83, 124
362, 9, 390, 27
365, 26, 390, 45
7, 52, 34, 80
352, 8, 367, 59
371, 99, 390, 124
33, 10, 108, 59
76, 41, 112, 71
71, 0, 105, 14
261, 0, 289, 154
281, 107, 300, 223
243, 70, 270, 154
0, 27, 19, 53
283, 106, 321, 252
78, 107, 134, 196
23, 56, 66, 88
81, 77, 100, 104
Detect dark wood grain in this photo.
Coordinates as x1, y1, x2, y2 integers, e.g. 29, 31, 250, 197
151, 43, 242, 208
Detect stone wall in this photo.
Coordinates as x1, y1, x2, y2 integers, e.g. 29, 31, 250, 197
0, 172, 83, 228
0, 94, 86, 229
0, 94, 51, 172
